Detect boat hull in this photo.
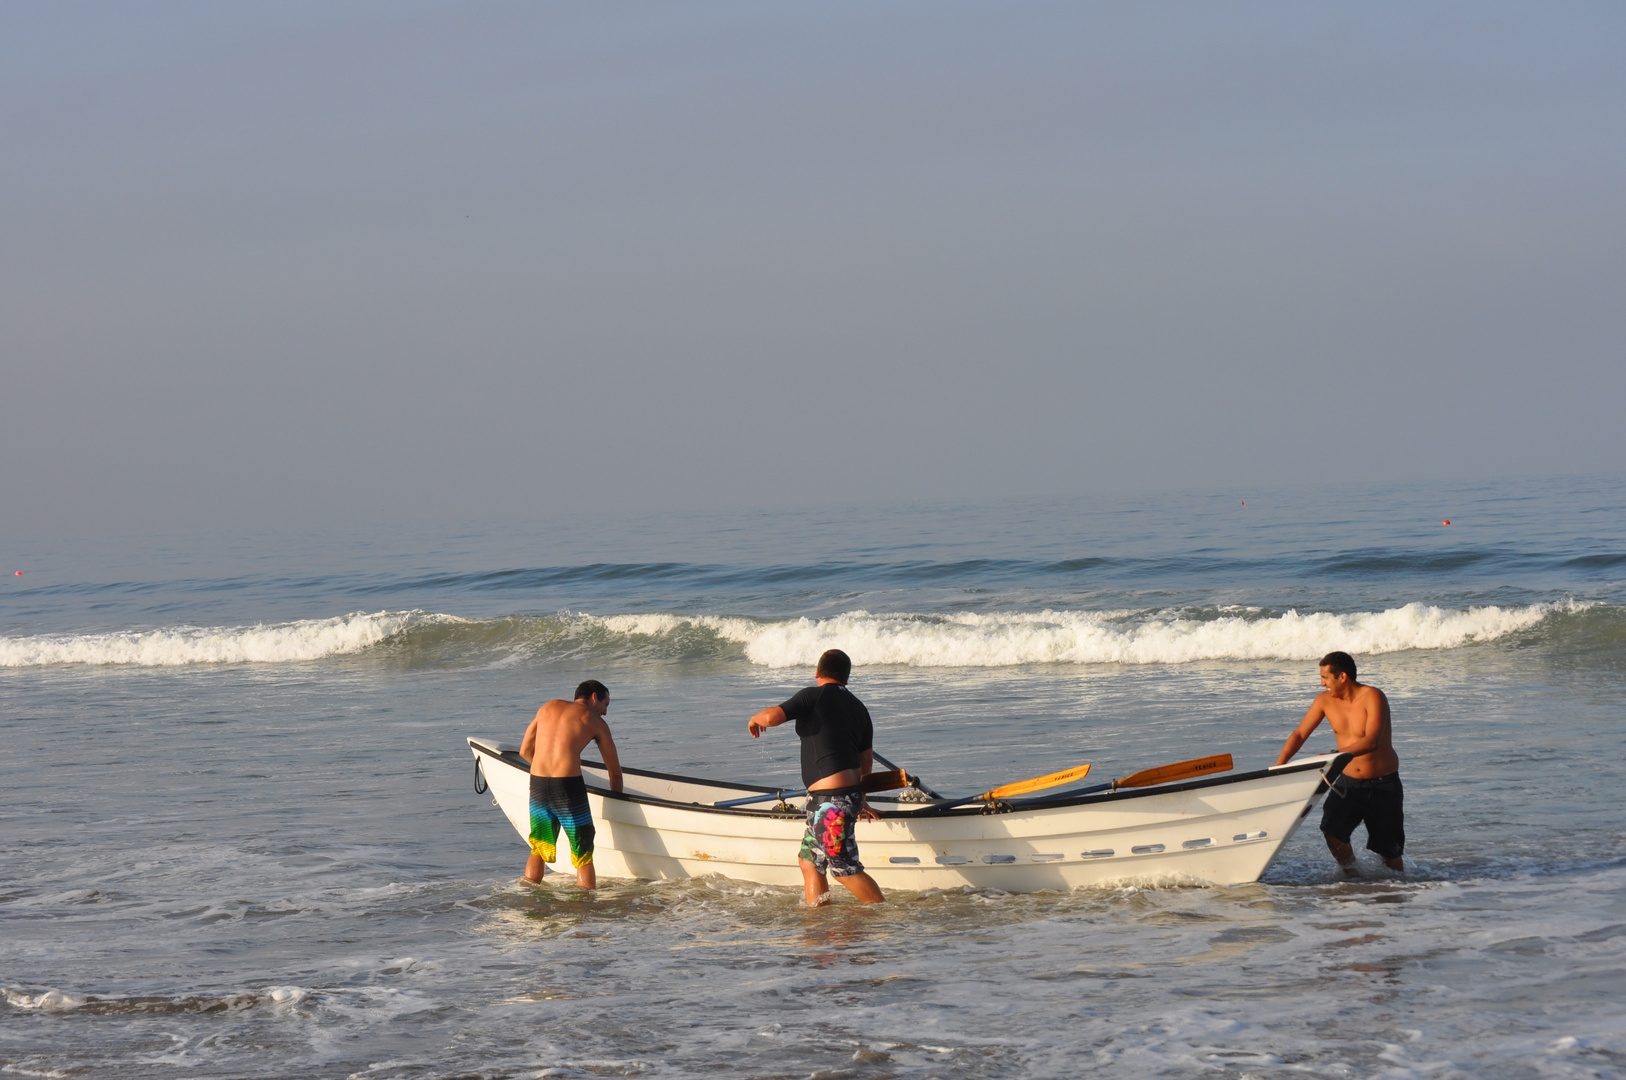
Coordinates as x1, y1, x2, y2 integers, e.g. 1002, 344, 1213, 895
469, 739, 1343, 892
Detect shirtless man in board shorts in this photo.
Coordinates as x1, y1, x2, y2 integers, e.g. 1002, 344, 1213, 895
748, 649, 885, 906
520, 680, 623, 888
1276, 651, 1405, 874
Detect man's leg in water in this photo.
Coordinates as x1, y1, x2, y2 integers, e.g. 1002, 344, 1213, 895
526, 778, 563, 884
1326, 835, 1404, 874
1325, 834, 1360, 876
834, 871, 884, 904
800, 858, 831, 906
523, 854, 596, 887
522, 855, 595, 888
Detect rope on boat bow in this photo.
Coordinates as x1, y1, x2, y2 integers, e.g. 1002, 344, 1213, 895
474, 756, 488, 795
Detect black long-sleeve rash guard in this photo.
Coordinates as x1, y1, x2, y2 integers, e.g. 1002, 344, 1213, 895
779, 683, 874, 789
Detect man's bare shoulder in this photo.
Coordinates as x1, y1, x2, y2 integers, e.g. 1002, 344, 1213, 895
1354, 683, 1389, 706
537, 698, 590, 722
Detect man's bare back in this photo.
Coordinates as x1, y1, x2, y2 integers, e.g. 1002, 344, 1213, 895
521, 697, 623, 785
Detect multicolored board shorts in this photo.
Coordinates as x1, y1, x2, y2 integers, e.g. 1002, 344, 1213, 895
529, 775, 595, 868
798, 787, 865, 877
1320, 772, 1404, 860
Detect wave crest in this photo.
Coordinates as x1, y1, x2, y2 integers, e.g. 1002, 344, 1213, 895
0, 612, 443, 668
0, 602, 1589, 669
724, 602, 1569, 668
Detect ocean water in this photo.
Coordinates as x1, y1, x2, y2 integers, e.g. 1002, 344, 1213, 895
3, 475, 1625, 1079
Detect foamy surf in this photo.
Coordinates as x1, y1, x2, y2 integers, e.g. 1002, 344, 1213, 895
0, 602, 1588, 669
578, 600, 1578, 668
0, 611, 446, 668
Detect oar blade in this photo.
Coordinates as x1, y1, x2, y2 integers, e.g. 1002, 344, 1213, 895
1115, 753, 1233, 790
986, 762, 1091, 800
862, 769, 909, 794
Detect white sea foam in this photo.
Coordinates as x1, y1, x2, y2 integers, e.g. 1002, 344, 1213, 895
586, 601, 1572, 668
0, 602, 1577, 669
594, 612, 765, 643
2, 988, 83, 1012
0, 611, 441, 668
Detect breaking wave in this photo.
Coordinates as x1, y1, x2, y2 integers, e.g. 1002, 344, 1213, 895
1, 602, 1598, 669
0, 611, 452, 668
1, 986, 307, 1014
600, 601, 1579, 668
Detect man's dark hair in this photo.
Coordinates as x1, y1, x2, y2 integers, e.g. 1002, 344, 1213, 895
1319, 652, 1357, 681
815, 649, 852, 684
574, 679, 609, 702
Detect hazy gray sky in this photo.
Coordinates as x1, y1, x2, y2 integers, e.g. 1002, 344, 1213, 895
4, 2, 1622, 536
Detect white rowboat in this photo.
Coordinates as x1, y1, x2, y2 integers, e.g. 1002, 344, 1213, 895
468, 738, 1352, 892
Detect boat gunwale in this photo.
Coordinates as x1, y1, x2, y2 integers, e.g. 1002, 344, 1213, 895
468, 738, 1341, 820
467, 738, 781, 794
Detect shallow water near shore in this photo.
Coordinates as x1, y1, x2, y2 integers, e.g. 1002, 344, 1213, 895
4, 476, 1626, 1078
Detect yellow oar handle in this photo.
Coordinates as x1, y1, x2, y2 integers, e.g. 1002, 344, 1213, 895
981, 762, 1091, 801
1113, 754, 1233, 789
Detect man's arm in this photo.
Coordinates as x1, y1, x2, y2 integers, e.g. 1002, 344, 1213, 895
592, 720, 623, 793
855, 748, 881, 820
1275, 698, 1327, 765
748, 706, 788, 738
519, 714, 539, 764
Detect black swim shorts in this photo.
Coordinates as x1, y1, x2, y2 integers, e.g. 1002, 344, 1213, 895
529, 775, 596, 868
1320, 772, 1404, 860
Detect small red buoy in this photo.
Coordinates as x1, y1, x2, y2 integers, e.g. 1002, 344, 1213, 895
1442, 520, 1451, 526
13, 570, 19, 575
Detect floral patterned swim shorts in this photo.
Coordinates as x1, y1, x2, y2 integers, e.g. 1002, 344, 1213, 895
797, 787, 865, 877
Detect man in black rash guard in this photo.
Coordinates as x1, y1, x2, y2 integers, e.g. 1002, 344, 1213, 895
747, 649, 885, 906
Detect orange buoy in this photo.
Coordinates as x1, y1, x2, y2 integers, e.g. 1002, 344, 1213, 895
1442, 520, 1451, 525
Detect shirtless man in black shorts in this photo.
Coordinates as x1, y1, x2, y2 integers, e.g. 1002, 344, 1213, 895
1276, 651, 1405, 874
748, 649, 885, 906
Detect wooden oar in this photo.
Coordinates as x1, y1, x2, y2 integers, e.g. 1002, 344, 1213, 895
922, 754, 1235, 814
983, 762, 1093, 799
872, 751, 944, 799
918, 762, 1092, 813
861, 769, 909, 794
714, 768, 911, 809
1118, 753, 1232, 788
1027, 753, 1235, 801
